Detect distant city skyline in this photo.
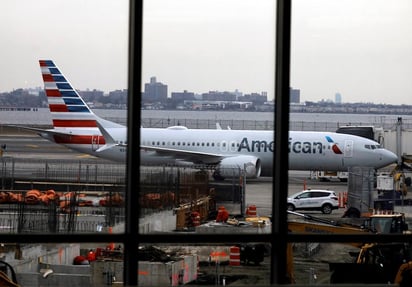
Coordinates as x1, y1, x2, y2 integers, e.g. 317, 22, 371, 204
0, 78, 399, 106
1, 1, 412, 105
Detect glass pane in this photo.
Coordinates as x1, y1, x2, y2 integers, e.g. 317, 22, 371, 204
141, 0, 275, 234
0, 0, 128, 234
0, 242, 123, 286
290, 1, 412, 285
291, 241, 412, 285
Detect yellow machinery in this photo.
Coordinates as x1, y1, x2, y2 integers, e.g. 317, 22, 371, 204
287, 210, 412, 285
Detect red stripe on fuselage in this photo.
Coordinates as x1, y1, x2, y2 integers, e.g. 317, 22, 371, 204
53, 135, 105, 145
52, 119, 97, 128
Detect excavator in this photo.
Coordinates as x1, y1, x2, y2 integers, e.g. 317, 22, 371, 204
287, 210, 412, 285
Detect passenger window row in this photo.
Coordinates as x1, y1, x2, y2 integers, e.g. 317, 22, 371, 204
143, 141, 241, 148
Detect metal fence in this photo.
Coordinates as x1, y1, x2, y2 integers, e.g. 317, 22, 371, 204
3, 117, 411, 132
0, 157, 126, 190
0, 207, 125, 234
140, 118, 412, 131
0, 158, 231, 232
141, 118, 275, 130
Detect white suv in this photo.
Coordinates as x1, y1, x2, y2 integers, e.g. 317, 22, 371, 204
287, 189, 339, 214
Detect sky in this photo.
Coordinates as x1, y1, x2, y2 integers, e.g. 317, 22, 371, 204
1, 0, 412, 105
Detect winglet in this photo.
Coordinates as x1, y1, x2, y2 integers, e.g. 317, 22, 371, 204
94, 121, 119, 152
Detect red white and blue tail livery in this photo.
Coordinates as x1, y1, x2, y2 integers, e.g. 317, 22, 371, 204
40, 59, 99, 128
13, 60, 398, 178
24, 60, 126, 161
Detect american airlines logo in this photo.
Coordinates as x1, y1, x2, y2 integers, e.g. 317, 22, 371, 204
325, 136, 343, 154
238, 137, 275, 152
237, 135, 342, 155
289, 139, 324, 154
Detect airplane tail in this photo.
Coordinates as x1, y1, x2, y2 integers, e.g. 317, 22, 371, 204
39, 60, 99, 131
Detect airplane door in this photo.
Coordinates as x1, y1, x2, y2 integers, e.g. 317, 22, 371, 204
344, 140, 354, 158
91, 135, 100, 151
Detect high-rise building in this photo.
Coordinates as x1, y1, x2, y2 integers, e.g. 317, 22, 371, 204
289, 87, 300, 103
335, 92, 342, 104
171, 90, 195, 102
143, 77, 168, 102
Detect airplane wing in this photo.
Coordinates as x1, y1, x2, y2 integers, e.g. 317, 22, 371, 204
5, 125, 74, 138
141, 145, 225, 165
96, 120, 225, 164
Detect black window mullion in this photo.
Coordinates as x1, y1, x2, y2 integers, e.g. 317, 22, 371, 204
272, 0, 292, 284
124, 0, 143, 285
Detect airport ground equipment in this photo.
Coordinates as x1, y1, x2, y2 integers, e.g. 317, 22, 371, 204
288, 210, 409, 236
312, 170, 348, 182
374, 169, 412, 207
343, 166, 412, 217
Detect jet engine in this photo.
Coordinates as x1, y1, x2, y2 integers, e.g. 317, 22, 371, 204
214, 155, 262, 180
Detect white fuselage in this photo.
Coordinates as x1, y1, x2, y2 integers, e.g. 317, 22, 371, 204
35, 60, 398, 178
51, 126, 398, 177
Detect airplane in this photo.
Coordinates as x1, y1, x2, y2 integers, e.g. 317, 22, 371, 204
13, 60, 398, 179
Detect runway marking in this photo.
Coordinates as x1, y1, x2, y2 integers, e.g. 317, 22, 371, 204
76, 154, 96, 159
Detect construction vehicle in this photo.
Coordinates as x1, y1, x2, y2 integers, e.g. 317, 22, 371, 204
287, 210, 412, 285
288, 210, 409, 236
329, 242, 412, 286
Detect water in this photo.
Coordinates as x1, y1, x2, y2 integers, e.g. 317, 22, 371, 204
0, 108, 127, 125
142, 109, 412, 124
1, 108, 412, 130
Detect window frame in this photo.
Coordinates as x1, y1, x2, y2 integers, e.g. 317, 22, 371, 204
2, 1, 410, 286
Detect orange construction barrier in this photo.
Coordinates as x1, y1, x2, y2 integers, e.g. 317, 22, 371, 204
338, 192, 348, 208
229, 246, 241, 266
246, 205, 257, 217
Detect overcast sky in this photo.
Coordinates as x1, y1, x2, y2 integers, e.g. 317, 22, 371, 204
1, 0, 412, 105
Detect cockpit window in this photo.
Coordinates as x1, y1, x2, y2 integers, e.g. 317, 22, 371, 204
365, 144, 381, 150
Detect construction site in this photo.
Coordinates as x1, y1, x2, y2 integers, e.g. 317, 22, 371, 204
0, 155, 261, 286
2, 154, 412, 286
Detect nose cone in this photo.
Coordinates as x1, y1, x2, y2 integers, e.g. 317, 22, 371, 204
380, 149, 398, 167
